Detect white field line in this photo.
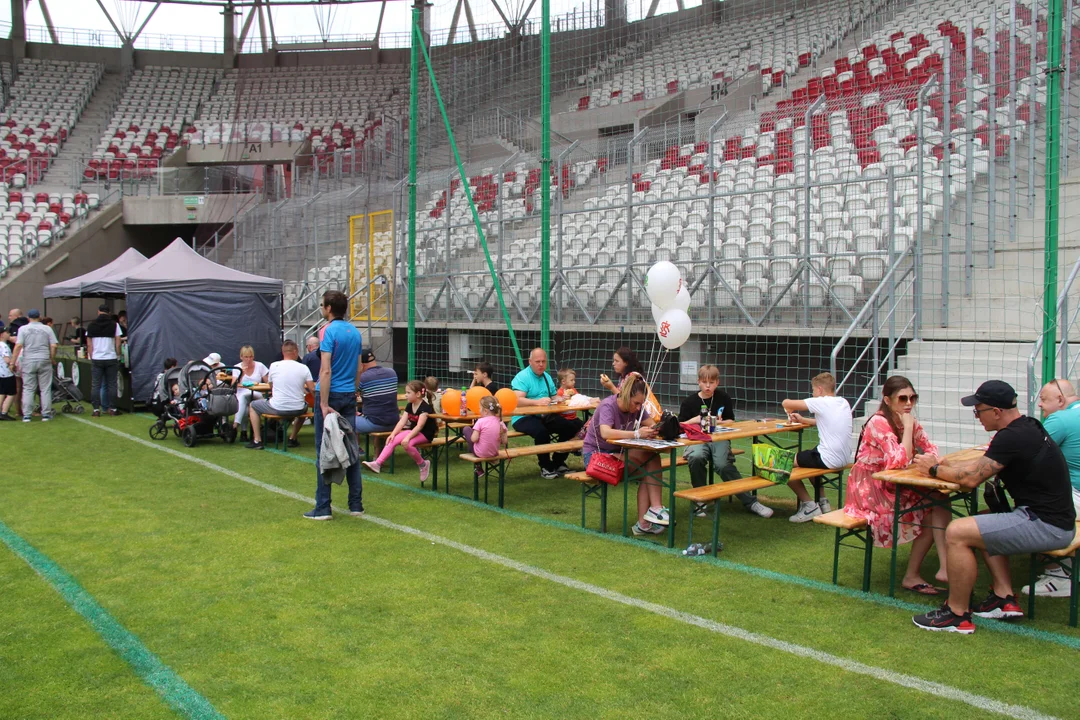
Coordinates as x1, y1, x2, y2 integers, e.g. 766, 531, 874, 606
74, 418, 1059, 720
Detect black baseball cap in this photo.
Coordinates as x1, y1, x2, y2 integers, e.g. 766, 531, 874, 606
960, 380, 1017, 409
360, 350, 376, 363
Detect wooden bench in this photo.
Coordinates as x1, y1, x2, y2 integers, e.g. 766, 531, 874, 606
790, 464, 853, 506
261, 411, 314, 451
674, 477, 776, 556
458, 440, 584, 507
813, 509, 873, 592
1027, 521, 1080, 627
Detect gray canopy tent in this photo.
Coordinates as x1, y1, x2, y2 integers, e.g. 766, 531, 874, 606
80, 239, 284, 402
41, 247, 149, 300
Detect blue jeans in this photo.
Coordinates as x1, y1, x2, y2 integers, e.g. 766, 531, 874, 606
91, 358, 118, 410
313, 392, 363, 514
354, 415, 397, 435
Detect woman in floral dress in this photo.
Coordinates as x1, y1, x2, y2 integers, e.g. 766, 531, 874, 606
845, 375, 950, 594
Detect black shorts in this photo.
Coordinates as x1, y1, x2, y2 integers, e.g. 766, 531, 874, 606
0, 376, 15, 396
796, 448, 830, 469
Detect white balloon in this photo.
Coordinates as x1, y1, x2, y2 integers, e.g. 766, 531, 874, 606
671, 284, 691, 313
651, 303, 664, 324
646, 261, 682, 309
656, 308, 692, 350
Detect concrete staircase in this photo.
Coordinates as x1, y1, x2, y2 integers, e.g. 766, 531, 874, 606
33, 70, 129, 195
851, 340, 1080, 454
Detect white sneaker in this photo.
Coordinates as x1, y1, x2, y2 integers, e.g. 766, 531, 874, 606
749, 501, 774, 518
694, 503, 708, 518
817, 497, 832, 514
789, 501, 821, 523
644, 506, 670, 526
1021, 571, 1073, 598
361, 461, 381, 474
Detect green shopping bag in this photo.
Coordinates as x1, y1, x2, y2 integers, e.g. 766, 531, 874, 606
752, 444, 796, 483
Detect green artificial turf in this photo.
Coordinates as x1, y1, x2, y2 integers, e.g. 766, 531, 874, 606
1, 414, 1078, 719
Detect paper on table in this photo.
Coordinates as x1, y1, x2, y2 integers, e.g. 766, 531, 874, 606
617, 438, 682, 450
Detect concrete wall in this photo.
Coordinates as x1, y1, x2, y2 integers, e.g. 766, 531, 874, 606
122, 194, 260, 225
0, 203, 133, 320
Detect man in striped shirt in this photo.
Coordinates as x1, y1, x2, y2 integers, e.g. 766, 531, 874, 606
354, 350, 399, 436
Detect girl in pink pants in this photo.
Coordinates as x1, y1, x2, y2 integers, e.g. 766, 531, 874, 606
362, 380, 437, 484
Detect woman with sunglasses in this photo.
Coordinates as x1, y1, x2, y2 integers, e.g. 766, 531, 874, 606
845, 375, 951, 595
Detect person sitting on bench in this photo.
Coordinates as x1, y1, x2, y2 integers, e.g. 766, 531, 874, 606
678, 364, 772, 519
911, 380, 1077, 634
781, 372, 852, 522
511, 348, 583, 480
246, 340, 315, 450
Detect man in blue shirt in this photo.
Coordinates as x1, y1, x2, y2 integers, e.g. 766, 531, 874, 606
305, 290, 364, 520
1025, 378, 1080, 596
511, 348, 583, 480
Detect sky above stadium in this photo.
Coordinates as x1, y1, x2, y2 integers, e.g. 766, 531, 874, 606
0, 0, 695, 49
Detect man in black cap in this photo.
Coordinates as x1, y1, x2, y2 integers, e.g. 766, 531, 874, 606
910, 380, 1077, 634
85, 304, 123, 417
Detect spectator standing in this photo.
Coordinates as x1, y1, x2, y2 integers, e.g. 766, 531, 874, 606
116, 310, 128, 337
354, 350, 399, 435
0, 327, 15, 419
67, 316, 86, 347
305, 291, 364, 520
246, 340, 315, 450
911, 381, 1077, 634
85, 304, 123, 417
511, 348, 584, 479
11, 309, 57, 422
6, 308, 27, 340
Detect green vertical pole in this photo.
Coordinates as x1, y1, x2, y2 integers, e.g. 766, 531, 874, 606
407, 2, 420, 380
540, 0, 552, 354
1043, 0, 1063, 385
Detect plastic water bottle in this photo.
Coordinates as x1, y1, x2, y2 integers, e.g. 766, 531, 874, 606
700, 404, 709, 433
460, 387, 468, 416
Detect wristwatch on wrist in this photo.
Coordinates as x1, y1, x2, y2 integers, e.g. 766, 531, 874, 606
929, 464, 939, 478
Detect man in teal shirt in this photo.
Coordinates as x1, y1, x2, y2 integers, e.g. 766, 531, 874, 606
1026, 378, 1080, 597
511, 348, 583, 480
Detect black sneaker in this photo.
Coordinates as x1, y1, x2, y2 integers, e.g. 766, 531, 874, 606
245, 440, 264, 450
971, 591, 1024, 620
287, 438, 300, 448
553, 463, 571, 475
539, 468, 560, 480
912, 603, 976, 634
0, 413, 13, 421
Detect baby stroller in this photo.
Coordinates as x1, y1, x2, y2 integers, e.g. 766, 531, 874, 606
54, 369, 85, 414
163, 360, 241, 447
148, 366, 184, 440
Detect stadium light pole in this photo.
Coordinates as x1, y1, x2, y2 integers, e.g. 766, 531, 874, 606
1042, 0, 1063, 387
408, 0, 421, 380
539, 0, 551, 355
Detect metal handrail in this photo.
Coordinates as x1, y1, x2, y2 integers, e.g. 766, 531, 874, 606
1026, 251, 1080, 414
829, 246, 917, 398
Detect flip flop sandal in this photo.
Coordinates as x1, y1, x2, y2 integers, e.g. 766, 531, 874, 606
904, 583, 945, 596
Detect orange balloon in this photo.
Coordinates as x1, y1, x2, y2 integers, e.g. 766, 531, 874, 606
494, 387, 518, 415
441, 388, 462, 416
466, 385, 492, 415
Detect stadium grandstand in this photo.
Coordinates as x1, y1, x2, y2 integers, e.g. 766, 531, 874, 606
0, 0, 1076, 453
4, 1, 1080, 716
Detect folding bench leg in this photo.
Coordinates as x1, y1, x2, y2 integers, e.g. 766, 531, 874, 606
497, 461, 506, 508
1028, 553, 1039, 621
860, 527, 873, 593
832, 527, 842, 585
1070, 558, 1079, 627
711, 501, 721, 557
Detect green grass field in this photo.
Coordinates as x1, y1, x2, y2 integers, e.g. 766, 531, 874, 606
2, 412, 1079, 719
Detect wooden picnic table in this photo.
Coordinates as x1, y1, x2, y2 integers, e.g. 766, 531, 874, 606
872, 444, 987, 596
428, 399, 600, 492
613, 418, 810, 548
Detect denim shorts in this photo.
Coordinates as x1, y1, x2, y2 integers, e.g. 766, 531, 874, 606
975, 507, 1077, 556
582, 451, 592, 468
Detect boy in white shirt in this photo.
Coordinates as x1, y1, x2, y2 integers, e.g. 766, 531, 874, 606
781, 372, 853, 523
0, 327, 15, 420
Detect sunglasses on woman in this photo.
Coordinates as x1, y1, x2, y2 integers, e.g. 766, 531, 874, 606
895, 392, 918, 403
